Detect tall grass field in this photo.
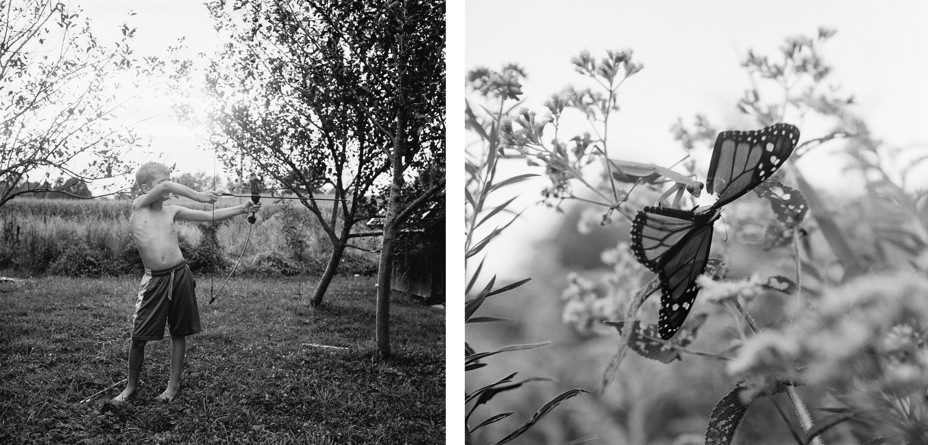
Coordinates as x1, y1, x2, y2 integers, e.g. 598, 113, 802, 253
0, 197, 379, 277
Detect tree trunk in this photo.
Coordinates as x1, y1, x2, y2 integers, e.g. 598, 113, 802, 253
375, 217, 398, 358
375, 103, 408, 358
310, 238, 348, 307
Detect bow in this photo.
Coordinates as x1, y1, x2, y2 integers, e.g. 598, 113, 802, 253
209, 174, 260, 304
247, 175, 260, 223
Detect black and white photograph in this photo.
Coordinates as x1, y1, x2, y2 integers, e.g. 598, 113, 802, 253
466, 1, 928, 444
7, 0, 928, 443
1, 0, 445, 442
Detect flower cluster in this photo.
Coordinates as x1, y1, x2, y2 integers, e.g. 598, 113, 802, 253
728, 270, 928, 435
466, 65, 526, 100
561, 273, 613, 334
561, 242, 651, 335
696, 274, 765, 305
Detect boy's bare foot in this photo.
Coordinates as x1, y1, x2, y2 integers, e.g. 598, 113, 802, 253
112, 388, 136, 403
155, 385, 180, 402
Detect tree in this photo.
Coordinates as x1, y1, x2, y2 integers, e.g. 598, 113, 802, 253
173, 171, 222, 192
368, 0, 445, 358
202, 0, 444, 325
0, 1, 139, 207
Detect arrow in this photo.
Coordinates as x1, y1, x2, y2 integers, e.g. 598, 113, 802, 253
219, 192, 349, 202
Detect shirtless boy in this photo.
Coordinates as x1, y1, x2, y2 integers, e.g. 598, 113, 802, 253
114, 162, 260, 402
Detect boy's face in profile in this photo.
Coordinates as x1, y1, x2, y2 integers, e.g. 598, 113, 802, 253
142, 172, 172, 202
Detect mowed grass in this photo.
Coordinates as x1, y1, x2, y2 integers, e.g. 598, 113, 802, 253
0, 274, 444, 444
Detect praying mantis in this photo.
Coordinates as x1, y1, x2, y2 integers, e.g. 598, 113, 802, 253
608, 158, 703, 209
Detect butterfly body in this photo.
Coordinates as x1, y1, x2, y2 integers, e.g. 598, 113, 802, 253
629, 123, 800, 339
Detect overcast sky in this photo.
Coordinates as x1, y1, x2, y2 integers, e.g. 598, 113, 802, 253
75, 0, 221, 187
466, 0, 928, 189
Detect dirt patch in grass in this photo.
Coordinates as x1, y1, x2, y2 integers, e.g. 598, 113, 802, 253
0, 275, 445, 443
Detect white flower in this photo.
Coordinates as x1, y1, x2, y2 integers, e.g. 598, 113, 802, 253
728, 331, 799, 376
698, 274, 764, 304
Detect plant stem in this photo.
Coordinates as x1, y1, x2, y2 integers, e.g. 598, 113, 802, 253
732, 298, 824, 445
601, 276, 660, 392
785, 385, 823, 445
732, 299, 760, 334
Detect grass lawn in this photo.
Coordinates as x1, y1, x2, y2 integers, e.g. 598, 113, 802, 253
0, 274, 445, 444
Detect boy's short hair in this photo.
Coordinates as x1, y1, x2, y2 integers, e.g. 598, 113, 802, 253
136, 162, 171, 188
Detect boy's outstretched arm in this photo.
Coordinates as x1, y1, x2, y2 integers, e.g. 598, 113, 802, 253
175, 202, 261, 222
133, 181, 219, 210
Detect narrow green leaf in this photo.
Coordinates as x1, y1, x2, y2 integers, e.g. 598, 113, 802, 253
487, 173, 539, 194
468, 209, 527, 259
464, 187, 477, 211
468, 316, 509, 323
496, 209, 526, 233
466, 227, 503, 259
467, 376, 553, 420
466, 258, 485, 295
465, 102, 491, 141
466, 372, 517, 406
486, 278, 531, 298
464, 276, 496, 322
465, 362, 487, 371
488, 121, 499, 154
492, 388, 587, 445
475, 196, 519, 230
465, 342, 549, 365
471, 412, 513, 433
465, 159, 480, 180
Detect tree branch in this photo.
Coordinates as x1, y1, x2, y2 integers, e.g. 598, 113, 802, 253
393, 178, 445, 227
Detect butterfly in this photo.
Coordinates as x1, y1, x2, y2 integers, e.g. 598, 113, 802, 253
630, 123, 800, 339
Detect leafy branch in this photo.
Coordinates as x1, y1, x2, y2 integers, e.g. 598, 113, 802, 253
465, 65, 586, 444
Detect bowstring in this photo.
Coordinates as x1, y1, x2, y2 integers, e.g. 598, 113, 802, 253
210, 150, 217, 301
209, 220, 254, 304
209, 169, 255, 305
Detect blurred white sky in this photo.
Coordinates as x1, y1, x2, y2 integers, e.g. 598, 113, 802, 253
466, 0, 928, 178
75, 0, 222, 188
465, 0, 928, 275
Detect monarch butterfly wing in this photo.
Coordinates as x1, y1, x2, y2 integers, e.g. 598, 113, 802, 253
656, 219, 715, 340
631, 206, 703, 273
707, 123, 800, 209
